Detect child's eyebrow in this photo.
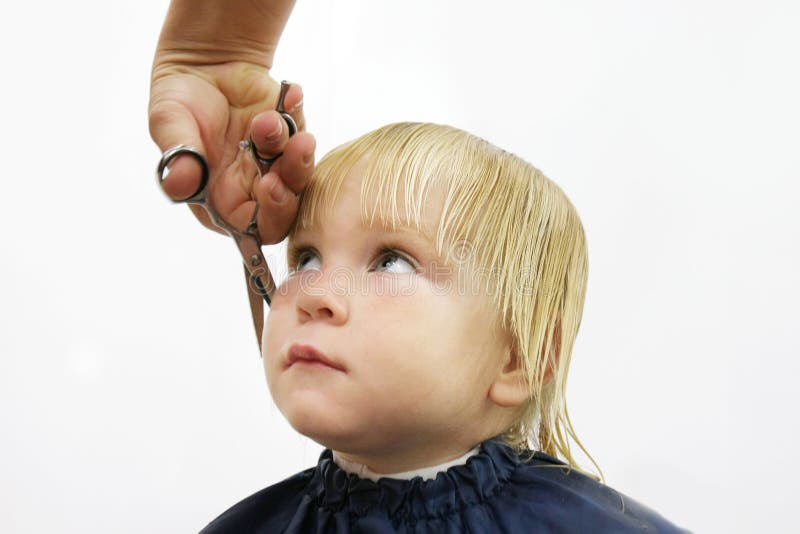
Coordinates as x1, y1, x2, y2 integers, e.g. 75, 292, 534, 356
368, 221, 434, 243
291, 223, 441, 259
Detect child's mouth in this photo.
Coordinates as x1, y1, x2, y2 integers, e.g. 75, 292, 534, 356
286, 343, 346, 372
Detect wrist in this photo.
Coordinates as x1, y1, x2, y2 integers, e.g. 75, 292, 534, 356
157, 0, 296, 68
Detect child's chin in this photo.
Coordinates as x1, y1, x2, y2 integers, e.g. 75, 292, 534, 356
283, 405, 356, 444
283, 406, 379, 452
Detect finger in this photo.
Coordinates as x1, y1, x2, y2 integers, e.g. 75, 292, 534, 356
268, 132, 316, 195
253, 171, 300, 245
149, 98, 207, 202
249, 83, 306, 160
188, 204, 228, 237
250, 110, 290, 161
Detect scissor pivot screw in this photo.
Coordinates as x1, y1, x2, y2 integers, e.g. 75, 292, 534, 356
250, 255, 261, 266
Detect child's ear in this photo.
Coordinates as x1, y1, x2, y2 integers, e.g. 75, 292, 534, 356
489, 321, 562, 408
542, 319, 562, 385
488, 345, 530, 408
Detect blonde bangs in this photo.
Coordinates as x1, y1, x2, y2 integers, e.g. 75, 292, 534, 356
290, 122, 596, 478
293, 123, 484, 257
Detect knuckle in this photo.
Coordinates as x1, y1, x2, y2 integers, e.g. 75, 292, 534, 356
148, 100, 176, 130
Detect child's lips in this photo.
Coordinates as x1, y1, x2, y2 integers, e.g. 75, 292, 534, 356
285, 343, 346, 372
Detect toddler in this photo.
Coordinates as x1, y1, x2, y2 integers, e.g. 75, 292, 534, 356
199, 122, 687, 533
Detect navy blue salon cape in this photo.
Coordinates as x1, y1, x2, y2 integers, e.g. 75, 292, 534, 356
200, 438, 688, 533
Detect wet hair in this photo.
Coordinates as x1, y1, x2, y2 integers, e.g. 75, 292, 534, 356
290, 122, 597, 476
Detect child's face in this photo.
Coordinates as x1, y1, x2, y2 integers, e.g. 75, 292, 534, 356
262, 159, 514, 468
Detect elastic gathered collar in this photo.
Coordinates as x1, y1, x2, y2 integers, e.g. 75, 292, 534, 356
306, 438, 526, 521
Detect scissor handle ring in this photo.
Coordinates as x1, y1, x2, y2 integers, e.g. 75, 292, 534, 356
156, 145, 210, 204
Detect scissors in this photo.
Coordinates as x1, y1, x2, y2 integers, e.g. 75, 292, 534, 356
157, 81, 297, 349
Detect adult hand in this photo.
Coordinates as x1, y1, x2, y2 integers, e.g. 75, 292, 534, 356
149, 0, 315, 244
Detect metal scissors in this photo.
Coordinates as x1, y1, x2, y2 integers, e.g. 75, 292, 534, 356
157, 81, 297, 314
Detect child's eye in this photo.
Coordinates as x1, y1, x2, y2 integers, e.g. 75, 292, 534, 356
291, 248, 321, 272
288, 246, 417, 275
373, 249, 417, 274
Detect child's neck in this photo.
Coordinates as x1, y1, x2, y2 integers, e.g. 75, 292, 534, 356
332, 445, 480, 481
331, 443, 482, 479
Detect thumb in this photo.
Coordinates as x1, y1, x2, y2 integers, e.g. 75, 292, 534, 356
149, 98, 207, 202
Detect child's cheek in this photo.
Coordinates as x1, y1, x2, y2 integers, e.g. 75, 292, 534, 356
270, 273, 304, 306
260, 276, 304, 369
366, 273, 420, 302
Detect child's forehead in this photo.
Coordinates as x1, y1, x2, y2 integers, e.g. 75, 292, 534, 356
290, 216, 435, 243
292, 170, 444, 243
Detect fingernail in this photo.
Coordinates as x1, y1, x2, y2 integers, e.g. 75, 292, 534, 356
303, 152, 313, 167
270, 177, 288, 203
291, 98, 304, 112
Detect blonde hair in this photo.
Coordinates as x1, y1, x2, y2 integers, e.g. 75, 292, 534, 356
290, 122, 598, 477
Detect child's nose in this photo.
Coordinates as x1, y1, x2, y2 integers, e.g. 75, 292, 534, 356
294, 269, 350, 325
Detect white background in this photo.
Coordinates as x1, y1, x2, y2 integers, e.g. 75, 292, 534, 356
1, 1, 798, 532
